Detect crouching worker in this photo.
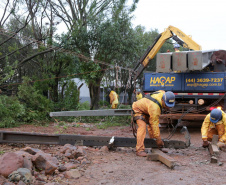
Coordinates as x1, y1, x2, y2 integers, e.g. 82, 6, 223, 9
201, 108, 226, 150
132, 90, 175, 157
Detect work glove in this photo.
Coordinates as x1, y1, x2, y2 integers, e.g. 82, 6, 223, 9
202, 140, 209, 148
156, 137, 164, 148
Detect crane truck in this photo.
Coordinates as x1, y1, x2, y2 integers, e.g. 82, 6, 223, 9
133, 25, 225, 121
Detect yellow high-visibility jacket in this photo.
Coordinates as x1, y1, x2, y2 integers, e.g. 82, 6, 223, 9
109, 91, 119, 104
132, 90, 165, 139
136, 93, 143, 101
201, 110, 226, 142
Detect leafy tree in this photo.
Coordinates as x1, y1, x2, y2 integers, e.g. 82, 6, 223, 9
0, 95, 26, 127
17, 77, 53, 120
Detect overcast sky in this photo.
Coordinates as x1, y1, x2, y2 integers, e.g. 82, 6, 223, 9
130, 0, 226, 50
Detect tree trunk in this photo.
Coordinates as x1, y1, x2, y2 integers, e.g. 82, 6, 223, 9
50, 78, 59, 102
88, 78, 101, 110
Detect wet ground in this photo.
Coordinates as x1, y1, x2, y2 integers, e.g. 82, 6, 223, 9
1, 122, 226, 184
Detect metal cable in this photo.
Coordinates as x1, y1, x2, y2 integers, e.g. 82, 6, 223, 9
164, 93, 226, 140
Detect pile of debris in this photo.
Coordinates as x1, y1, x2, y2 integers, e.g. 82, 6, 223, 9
0, 144, 90, 184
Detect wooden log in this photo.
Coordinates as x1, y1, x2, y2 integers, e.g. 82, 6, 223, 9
209, 135, 219, 163
147, 149, 176, 169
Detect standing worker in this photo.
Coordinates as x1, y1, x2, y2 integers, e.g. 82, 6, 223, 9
136, 89, 143, 101
201, 108, 226, 149
109, 89, 119, 109
174, 43, 180, 52
132, 90, 175, 157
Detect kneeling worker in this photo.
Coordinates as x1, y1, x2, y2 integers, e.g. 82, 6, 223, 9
201, 108, 226, 149
132, 90, 175, 157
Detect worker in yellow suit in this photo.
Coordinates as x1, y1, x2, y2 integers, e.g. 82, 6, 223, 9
136, 89, 143, 101
109, 89, 119, 109
201, 108, 226, 150
174, 43, 180, 52
132, 90, 175, 157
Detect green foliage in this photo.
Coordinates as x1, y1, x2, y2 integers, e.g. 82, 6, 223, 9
99, 100, 110, 107
96, 116, 130, 129
77, 101, 90, 110
0, 95, 26, 127
57, 80, 80, 111
0, 150, 5, 155
18, 77, 53, 121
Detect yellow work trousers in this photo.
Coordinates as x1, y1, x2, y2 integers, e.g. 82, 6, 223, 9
207, 124, 224, 141
111, 103, 118, 109
136, 119, 154, 152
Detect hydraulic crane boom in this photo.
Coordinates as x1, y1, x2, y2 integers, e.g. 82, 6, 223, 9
133, 25, 202, 81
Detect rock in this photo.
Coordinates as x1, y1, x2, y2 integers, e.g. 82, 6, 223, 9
77, 157, 84, 161
36, 174, 47, 182
99, 146, 109, 153
15, 151, 33, 171
60, 144, 77, 154
73, 147, 86, 158
2, 182, 15, 185
18, 180, 26, 185
64, 149, 73, 159
0, 175, 7, 184
58, 165, 67, 172
81, 158, 90, 165
64, 163, 79, 170
22, 147, 42, 155
32, 152, 58, 175
0, 152, 24, 177
32, 179, 46, 185
8, 168, 33, 185
45, 161, 58, 175
64, 169, 81, 179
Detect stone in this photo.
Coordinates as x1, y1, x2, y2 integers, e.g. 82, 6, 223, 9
60, 144, 77, 154
2, 182, 15, 185
64, 169, 81, 179
211, 156, 218, 163
18, 180, 26, 185
0, 175, 7, 184
22, 147, 42, 155
0, 152, 24, 177
58, 165, 67, 172
73, 147, 86, 159
15, 151, 33, 171
32, 152, 58, 175
99, 146, 109, 153
45, 161, 58, 175
32, 179, 46, 185
8, 168, 33, 185
64, 163, 79, 170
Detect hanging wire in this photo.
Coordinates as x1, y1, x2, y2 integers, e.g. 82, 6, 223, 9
164, 93, 226, 140
0, 27, 133, 71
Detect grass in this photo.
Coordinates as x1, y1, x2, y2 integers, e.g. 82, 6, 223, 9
0, 151, 5, 155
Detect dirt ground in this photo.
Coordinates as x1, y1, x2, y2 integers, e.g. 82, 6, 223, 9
1, 122, 226, 185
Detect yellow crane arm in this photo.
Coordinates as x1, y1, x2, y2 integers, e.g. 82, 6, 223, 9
133, 25, 201, 80
168, 25, 201, 51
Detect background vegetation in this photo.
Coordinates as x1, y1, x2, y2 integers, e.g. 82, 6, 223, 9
0, 0, 174, 127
